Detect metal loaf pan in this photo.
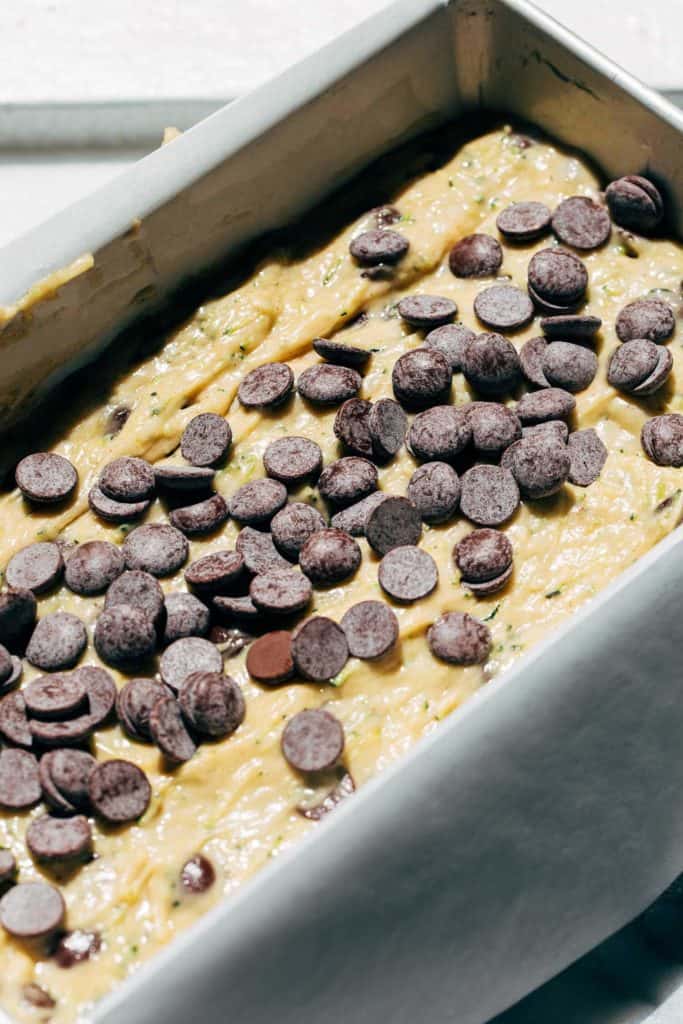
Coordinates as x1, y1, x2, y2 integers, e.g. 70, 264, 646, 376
1, 2, 682, 1023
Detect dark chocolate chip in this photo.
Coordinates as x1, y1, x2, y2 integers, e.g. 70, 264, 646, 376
523, 420, 569, 444
88, 485, 151, 524
0, 882, 65, 939
94, 605, 156, 668
54, 929, 101, 968
42, 749, 96, 812
340, 600, 398, 660
474, 285, 534, 332
424, 323, 475, 372
567, 428, 608, 486
297, 364, 362, 406
607, 339, 660, 392
408, 405, 471, 462
299, 528, 361, 585
163, 592, 210, 645
462, 332, 522, 394
15, 453, 78, 505
516, 388, 576, 424
540, 314, 602, 341
454, 528, 513, 585
160, 637, 223, 692
24, 673, 88, 721
264, 436, 323, 484
543, 341, 598, 393
178, 671, 245, 738
180, 854, 216, 894
318, 456, 378, 508
250, 570, 312, 615
6, 542, 63, 594
238, 363, 294, 409
149, 694, 197, 763
519, 336, 550, 388
632, 347, 673, 396
229, 478, 287, 527
407, 461, 460, 524
508, 435, 571, 499
392, 347, 452, 409
169, 493, 229, 536
99, 456, 155, 502
105, 570, 165, 631
0, 644, 12, 685
64, 541, 124, 596
349, 228, 409, 266
235, 527, 292, 575
0, 655, 22, 696
246, 630, 295, 685
469, 403, 522, 456
0, 587, 37, 652
271, 503, 327, 561
27, 814, 92, 862
282, 709, 345, 773
333, 399, 373, 457
641, 414, 683, 467
29, 666, 116, 747
496, 201, 551, 241
528, 248, 588, 305
615, 298, 675, 344
378, 545, 438, 602
26, 612, 87, 672
122, 523, 189, 577
365, 496, 421, 556
428, 611, 491, 665
368, 398, 407, 461
291, 617, 349, 682
460, 464, 520, 526
104, 404, 131, 437
89, 759, 151, 824
154, 465, 215, 492
449, 234, 502, 278
606, 175, 664, 234
330, 491, 388, 536
185, 550, 245, 594
297, 770, 355, 820
552, 196, 611, 250
527, 283, 581, 317
180, 413, 231, 467
312, 338, 371, 369
117, 678, 172, 741
397, 294, 457, 328
0, 749, 40, 809
0, 691, 32, 747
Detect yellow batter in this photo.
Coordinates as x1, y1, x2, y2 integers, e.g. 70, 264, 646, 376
0, 124, 682, 1024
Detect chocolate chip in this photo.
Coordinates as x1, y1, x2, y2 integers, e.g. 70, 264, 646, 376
349, 228, 409, 266
250, 570, 312, 615
229, 478, 287, 527
297, 771, 355, 820
64, 541, 124, 596
246, 630, 295, 685
27, 814, 92, 862
378, 545, 438, 602
94, 605, 156, 667
365, 496, 421, 556
170, 492, 229, 536
6, 542, 63, 594
105, 570, 165, 631
454, 528, 513, 587
0, 749, 40, 809
282, 709, 345, 773
616, 298, 675, 344
117, 678, 172, 741
291, 617, 348, 681
105, 404, 131, 437
641, 414, 683, 467
238, 363, 294, 409
89, 759, 151, 824
508, 435, 571, 499
567, 428, 608, 486
0, 882, 65, 939
392, 347, 451, 409
543, 341, 598, 392
297, 364, 362, 406
469, 403, 522, 456
24, 673, 88, 721
428, 611, 491, 665
0, 644, 12, 685
300, 528, 361, 585
368, 398, 407, 462
154, 465, 215, 492
340, 600, 398, 660
122, 523, 189, 576
462, 332, 522, 394
496, 201, 552, 241
0, 655, 22, 696
312, 338, 371, 369
333, 399, 373, 457
330, 491, 388, 536
474, 285, 534, 332
460, 464, 520, 526
264, 436, 323, 484
607, 339, 660, 392
180, 854, 216, 894
160, 637, 223, 692
552, 196, 611, 250
523, 420, 569, 444
40, 749, 96, 813
0, 850, 16, 884
606, 175, 664, 234
519, 336, 550, 388
99, 456, 155, 502
15, 453, 78, 505
184, 552, 244, 595
0, 691, 32, 747
29, 666, 116, 747
516, 388, 576, 424
397, 294, 457, 328
235, 527, 292, 575
407, 461, 460, 524
270, 503, 327, 561
26, 612, 87, 671
179, 671, 245, 738
163, 592, 210, 644
540, 314, 602, 341
528, 248, 588, 306
632, 347, 673, 396
54, 929, 101, 968
527, 284, 580, 316
180, 413, 231, 467
149, 694, 197, 763
408, 405, 470, 462
318, 456, 378, 508
449, 234, 502, 277
88, 485, 151, 524
0, 587, 37, 652
424, 323, 475, 372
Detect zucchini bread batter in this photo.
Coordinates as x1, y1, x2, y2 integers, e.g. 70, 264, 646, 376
0, 123, 682, 1024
